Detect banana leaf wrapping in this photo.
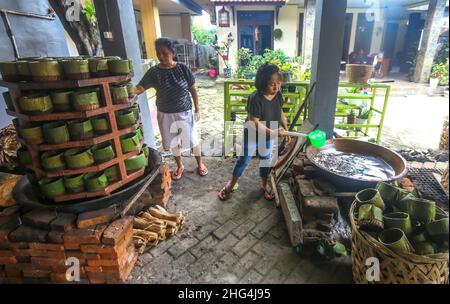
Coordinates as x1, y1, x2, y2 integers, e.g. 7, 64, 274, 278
43, 122, 70, 144
399, 196, 436, 224
92, 142, 116, 164
116, 109, 137, 128
0, 61, 19, 82
62, 59, 90, 79
89, 58, 109, 76
16, 61, 32, 81
41, 150, 66, 172
29, 60, 63, 82
84, 171, 109, 192
64, 173, 85, 193
92, 116, 110, 134
120, 132, 141, 153
39, 178, 66, 198
358, 203, 384, 231
379, 228, 414, 254
108, 59, 133, 75
51, 90, 73, 112
20, 125, 44, 145
105, 165, 120, 183
19, 94, 54, 114
71, 90, 100, 111
125, 151, 148, 173
68, 119, 94, 140
64, 148, 95, 169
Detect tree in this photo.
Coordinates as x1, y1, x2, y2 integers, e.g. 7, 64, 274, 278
48, 0, 101, 56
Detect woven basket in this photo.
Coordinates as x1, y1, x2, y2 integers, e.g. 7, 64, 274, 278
346, 64, 373, 84
350, 201, 449, 284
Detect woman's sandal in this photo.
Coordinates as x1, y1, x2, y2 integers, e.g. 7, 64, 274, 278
262, 184, 275, 201
172, 167, 185, 181
218, 181, 233, 201
197, 165, 209, 177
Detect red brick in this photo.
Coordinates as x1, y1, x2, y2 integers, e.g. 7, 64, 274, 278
5, 264, 23, 277
7, 242, 28, 250
77, 206, 119, 229
50, 273, 69, 283
0, 216, 21, 241
22, 268, 51, 279
50, 213, 77, 232
87, 259, 120, 267
102, 217, 133, 246
63, 224, 107, 245
0, 250, 13, 257
48, 231, 65, 244
21, 209, 57, 230
9, 225, 48, 243
29, 243, 65, 251
0, 256, 17, 264
84, 265, 103, 273
64, 242, 80, 250
31, 257, 66, 267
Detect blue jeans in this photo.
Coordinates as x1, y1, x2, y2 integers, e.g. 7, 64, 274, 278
232, 133, 274, 179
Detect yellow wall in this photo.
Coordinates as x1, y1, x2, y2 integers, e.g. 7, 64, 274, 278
139, 0, 161, 59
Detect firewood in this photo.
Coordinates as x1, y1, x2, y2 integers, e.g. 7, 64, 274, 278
148, 207, 183, 224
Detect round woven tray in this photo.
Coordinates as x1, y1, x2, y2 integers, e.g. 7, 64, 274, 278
350, 201, 449, 284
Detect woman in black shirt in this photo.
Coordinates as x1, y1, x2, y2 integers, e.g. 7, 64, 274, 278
136, 38, 208, 180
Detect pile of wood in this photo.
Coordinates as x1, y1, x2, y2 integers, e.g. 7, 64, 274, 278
0, 125, 20, 170
439, 116, 449, 151
133, 205, 184, 254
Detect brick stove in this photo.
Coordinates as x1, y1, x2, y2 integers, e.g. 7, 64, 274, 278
276, 153, 352, 249
0, 163, 172, 284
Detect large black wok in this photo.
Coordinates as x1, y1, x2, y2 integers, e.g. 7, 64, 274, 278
306, 139, 408, 191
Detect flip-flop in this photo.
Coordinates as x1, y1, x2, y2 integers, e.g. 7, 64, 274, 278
218, 181, 236, 201
262, 185, 275, 201
197, 165, 209, 177
172, 167, 185, 181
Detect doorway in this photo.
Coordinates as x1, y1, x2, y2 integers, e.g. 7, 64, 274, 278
354, 13, 374, 56
383, 23, 399, 59
342, 13, 353, 62
238, 11, 274, 55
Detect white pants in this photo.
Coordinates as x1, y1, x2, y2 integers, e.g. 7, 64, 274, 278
157, 110, 200, 152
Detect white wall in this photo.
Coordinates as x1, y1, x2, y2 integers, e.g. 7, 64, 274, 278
274, 6, 299, 57
370, 8, 387, 54
160, 16, 183, 39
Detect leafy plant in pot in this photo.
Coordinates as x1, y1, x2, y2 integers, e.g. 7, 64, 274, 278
347, 109, 357, 125
430, 60, 449, 88
356, 110, 370, 131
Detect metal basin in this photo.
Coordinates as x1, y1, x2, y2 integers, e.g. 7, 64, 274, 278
306, 139, 408, 191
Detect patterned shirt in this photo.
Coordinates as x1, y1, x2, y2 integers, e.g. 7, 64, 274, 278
138, 63, 195, 113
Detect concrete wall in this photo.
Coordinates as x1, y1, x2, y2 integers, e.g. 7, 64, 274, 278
160, 16, 183, 39
0, 0, 70, 128
274, 6, 299, 57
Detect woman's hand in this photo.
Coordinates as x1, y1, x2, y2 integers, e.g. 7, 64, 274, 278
278, 128, 292, 143
135, 85, 145, 96
194, 111, 200, 122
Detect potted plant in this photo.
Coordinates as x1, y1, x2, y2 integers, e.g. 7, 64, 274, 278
273, 28, 283, 41
347, 109, 357, 125
214, 33, 234, 78
356, 110, 370, 131
430, 62, 448, 88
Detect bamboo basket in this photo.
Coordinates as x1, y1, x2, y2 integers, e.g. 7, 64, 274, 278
346, 64, 373, 84
350, 201, 449, 284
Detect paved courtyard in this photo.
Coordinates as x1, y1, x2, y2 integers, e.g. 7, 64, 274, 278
128, 157, 352, 284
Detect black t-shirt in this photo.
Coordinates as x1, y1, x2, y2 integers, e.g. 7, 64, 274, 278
138, 63, 195, 113
246, 90, 283, 130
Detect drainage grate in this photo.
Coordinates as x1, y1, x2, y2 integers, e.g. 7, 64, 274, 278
408, 168, 449, 210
